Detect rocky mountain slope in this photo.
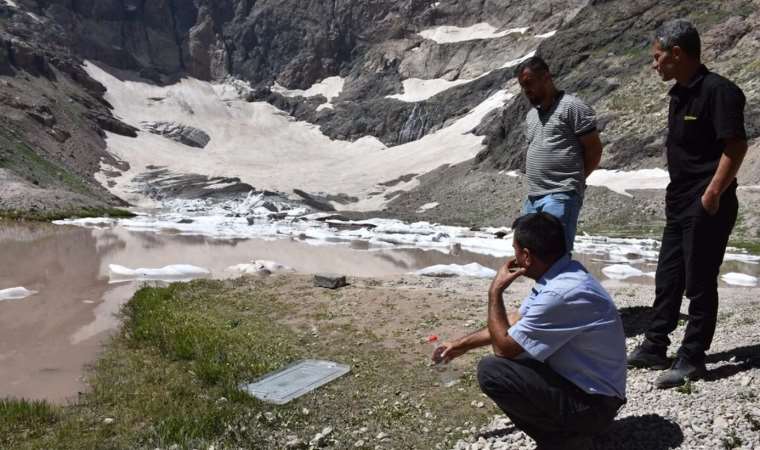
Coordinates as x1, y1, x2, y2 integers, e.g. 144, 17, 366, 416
0, 0, 758, 238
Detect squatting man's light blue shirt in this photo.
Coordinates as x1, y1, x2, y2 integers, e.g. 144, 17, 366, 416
508, 255, 627, 399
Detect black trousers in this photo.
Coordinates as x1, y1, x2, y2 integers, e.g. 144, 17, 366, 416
643, 190, 738, 362
477, 355, 624, 450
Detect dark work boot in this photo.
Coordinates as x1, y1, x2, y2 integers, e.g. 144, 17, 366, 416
627, 344, 670, 370
655, 357, 707, 389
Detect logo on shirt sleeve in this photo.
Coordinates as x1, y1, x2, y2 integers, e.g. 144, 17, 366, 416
684, 115, 698, 121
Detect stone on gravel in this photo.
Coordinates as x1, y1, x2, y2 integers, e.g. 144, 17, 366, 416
314, 274, 347, 289
310, 427, 333, 447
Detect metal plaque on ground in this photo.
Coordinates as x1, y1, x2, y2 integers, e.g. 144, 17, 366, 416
241, 359, 351, 404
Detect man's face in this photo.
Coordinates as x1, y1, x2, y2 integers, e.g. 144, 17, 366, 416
517, 68, 549, 106
652, 40, 677, 81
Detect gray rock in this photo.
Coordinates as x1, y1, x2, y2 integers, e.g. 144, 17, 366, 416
293, 189, 336, 212
285, 437, 307, 449
27, 111, 55, 127
47, 127, 71, 143
89, 113, 139, 138
314, 274, 347, 289
142, 121, 211, 149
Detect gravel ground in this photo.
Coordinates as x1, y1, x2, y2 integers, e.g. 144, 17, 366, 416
436, 278, 760, 450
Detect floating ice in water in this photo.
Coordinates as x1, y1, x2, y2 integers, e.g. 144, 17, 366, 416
227, 260, 294, 275
0, 287, 38, 301
721, 273, 758, 287
602, 264, 655, 280
724, 251, 760, 265
108, 264, 210, 283
56, 197, 760, 278
242, 359, 351, 405
416, 263, 496, 278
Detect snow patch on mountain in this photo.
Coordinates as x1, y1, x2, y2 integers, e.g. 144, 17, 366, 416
272, 76, 345, 101
419, 23, 529, 43
388, 78, 474, 102
85, 61, 512, 211
586, 169, 670, 197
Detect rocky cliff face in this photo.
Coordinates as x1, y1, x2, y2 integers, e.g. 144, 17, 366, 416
1, 0, 759, 224
477, 0, 760, 174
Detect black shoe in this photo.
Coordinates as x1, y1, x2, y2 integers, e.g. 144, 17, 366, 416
655, 357, 707, 389
627, 345, 670, 370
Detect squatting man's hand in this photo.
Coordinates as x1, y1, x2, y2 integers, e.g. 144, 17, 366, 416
436, 339, 467, 364
432, 258, 527, 364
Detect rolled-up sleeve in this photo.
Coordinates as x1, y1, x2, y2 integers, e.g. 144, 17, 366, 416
508, 290, 592, 362
567, 98, 597, 137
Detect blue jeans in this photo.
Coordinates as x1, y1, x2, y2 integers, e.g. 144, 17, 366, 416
522, 191, 583, 252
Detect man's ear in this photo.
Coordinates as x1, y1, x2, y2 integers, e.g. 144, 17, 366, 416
523, 248, 533, 267
671, 45, 683, 61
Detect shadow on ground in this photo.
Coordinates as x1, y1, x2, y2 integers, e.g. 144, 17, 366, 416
593, 414, 684, 450
619, 306, 688, 338
704, 343, 760, 382
474, 415, 683, 449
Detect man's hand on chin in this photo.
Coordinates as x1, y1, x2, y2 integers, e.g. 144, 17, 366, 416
490, 257, 527, 293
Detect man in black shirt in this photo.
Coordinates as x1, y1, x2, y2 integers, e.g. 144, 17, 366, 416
627, 19, 748, 389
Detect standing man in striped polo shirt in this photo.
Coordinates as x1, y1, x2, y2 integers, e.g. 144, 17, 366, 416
514, 56, 604, 252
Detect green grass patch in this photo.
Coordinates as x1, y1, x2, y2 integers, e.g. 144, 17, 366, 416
1, 278, 493, 449
0, 207, 135, 222
0, 125, 94, 196
728, 239, 760, 255
0, 399, 60, 443
578, 224, 663, 241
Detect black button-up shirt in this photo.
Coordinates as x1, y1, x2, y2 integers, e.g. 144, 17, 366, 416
665, 64, 746, 215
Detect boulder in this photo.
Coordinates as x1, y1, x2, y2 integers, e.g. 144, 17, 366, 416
293, 189, 336, 212
314, 274, 347, 289
88, 113, 139, 138
8, 40, 54, 79
141, 121, 211, 148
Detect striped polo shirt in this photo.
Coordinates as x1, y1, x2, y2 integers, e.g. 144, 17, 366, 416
525, 91, 597, 196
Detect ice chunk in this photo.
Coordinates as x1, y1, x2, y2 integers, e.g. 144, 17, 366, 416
721, 273, 758, 287
227, 260, 294, 274
108, 264, 210, 283
0, 287, 38, 301
601, 264, 655, 280
416, 263, 496, 278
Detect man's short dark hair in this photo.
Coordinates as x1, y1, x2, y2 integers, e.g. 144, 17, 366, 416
512, 212, 566, 262
655, 19, 701, 60
514, 56, 550, 78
